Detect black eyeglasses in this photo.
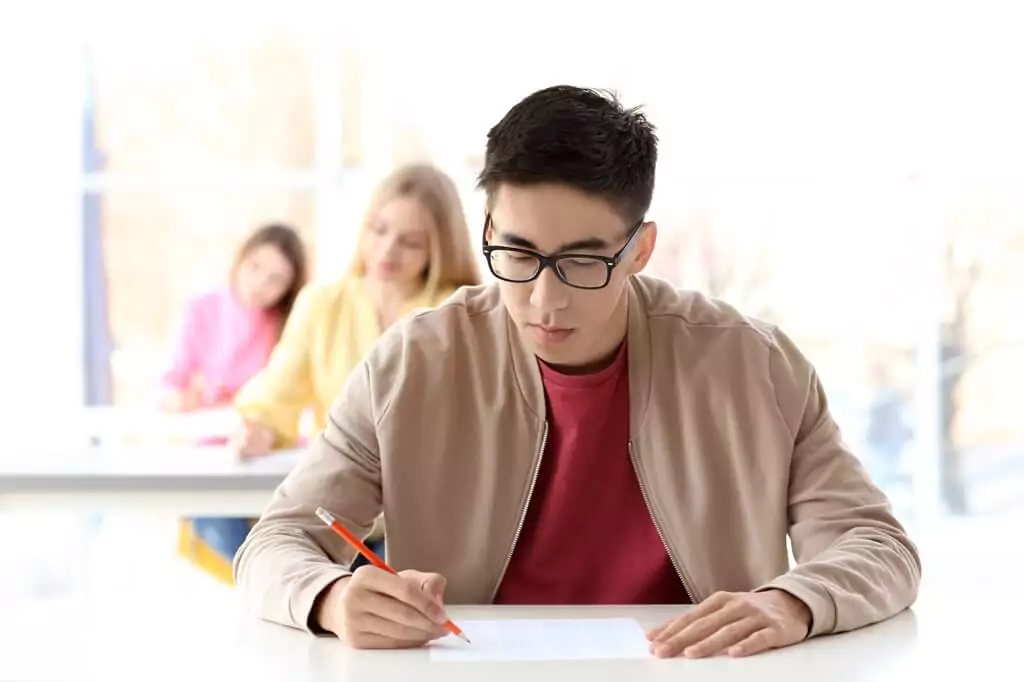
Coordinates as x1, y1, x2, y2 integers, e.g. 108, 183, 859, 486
481, 215, 644, 290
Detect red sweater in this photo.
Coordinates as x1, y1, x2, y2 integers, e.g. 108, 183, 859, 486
494, 343, 691, 605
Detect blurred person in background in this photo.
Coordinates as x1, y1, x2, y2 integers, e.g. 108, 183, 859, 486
161, 222, 309, 584
232, 163, 481, 567
865, 364, 913, 490
161, 223, 308, 413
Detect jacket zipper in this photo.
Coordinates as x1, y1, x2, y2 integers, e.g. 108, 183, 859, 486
490, 421, 549, 601
628, 440, 697, 603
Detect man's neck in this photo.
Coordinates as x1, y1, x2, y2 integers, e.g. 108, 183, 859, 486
546, 341, 625, 376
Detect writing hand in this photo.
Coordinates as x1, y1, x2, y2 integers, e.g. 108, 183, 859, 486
230, 419, 275, 458
316, 567, 451, 649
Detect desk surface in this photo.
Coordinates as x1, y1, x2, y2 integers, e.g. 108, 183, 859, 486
71, 405, 241, 442
0, 446, 302, 514
0, 589, 1013, 682
0, 445, 301, 489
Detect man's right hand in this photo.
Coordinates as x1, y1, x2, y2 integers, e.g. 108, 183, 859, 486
230, 420, 276, 459
315, 567, 452, 649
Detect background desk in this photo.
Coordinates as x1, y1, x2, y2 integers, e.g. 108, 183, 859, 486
71, 405, 242, 444
0, 591, 1013, 682
0, 446, 302, 515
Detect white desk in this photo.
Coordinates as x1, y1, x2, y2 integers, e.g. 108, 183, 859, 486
0, 446, 302, 515
72, 405, 243, 443
0, 589, 1014, 681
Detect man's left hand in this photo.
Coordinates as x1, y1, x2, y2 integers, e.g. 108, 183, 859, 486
646, 590, 811, 659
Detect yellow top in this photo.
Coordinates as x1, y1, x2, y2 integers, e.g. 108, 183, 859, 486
235, 275, 456, 447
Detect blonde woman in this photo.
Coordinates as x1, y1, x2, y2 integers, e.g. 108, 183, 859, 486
234, 164, 480, 453
222, 164, 480, 570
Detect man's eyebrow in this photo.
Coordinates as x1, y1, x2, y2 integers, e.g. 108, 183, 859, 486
496, 229, 610, 254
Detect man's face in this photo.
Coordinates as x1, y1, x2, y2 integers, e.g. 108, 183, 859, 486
487, 183, 656, 372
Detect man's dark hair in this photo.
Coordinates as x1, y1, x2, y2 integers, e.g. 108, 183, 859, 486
477, 85, 658, 225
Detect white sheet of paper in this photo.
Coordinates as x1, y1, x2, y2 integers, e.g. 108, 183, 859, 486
429, 618, 650, 662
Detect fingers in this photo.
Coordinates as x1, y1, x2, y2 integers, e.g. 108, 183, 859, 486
343, 631, 427, 650
650, 592, 738, 641
229, 431, 247, 455
340, 567, 451, 650
726, 628, 775, 657
356, 609, 449, 643
230, 424, 252, 455
651, 599, 746, 658
648, 590, 730, 643
677, 618, 764, 658
350, 586, 448, 636
650, 591, 807, 659
234, 422, 273, 458
249, 425, 274, 454
387, 570, 449, 622
645, 623, 669, 641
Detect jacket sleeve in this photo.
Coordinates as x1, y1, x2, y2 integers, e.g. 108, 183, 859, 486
232, 359, 385, 632
754, 327, 922, 638
234, 285, 319, 447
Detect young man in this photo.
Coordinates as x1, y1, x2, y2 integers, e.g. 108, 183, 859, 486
234, 85, 921, 659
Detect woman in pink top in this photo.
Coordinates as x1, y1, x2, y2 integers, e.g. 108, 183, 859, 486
160, 223, 308, 584
161, 224, 308, 415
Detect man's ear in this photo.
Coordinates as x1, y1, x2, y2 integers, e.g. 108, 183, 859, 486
483, 208, 494, 243
628, 222, 658, 274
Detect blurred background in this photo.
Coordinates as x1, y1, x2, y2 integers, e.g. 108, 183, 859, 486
0, 1, 1021, 603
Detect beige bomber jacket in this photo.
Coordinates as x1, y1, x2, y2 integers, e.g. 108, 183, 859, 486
233, 276, 921, 637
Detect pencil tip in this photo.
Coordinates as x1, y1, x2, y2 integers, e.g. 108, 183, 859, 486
314, 507, 334, 526
459, 633, 471, 643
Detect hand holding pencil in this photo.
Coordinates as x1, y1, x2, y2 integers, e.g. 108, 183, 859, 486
313, 507, 471, 648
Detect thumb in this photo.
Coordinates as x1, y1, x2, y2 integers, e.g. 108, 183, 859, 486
422, 573, 447, 604
401, 570, 447, 606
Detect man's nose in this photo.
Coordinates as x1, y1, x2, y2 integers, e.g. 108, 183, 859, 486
529, 266, 570, 312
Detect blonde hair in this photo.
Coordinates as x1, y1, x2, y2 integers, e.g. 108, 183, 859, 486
348, 164, 482, 297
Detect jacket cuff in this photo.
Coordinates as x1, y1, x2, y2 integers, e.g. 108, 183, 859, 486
754, 575, 837, 639
296, 565, 352, 634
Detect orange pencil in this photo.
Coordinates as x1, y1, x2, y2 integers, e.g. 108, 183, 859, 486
314, 507, 471, 643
